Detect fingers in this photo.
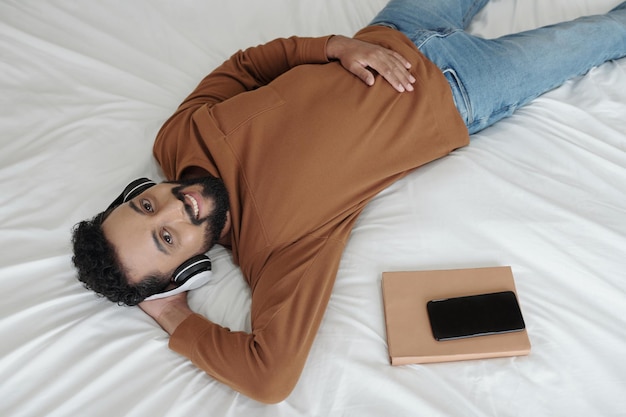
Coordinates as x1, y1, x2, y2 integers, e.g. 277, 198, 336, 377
351, 65, 376, 86
332, 37, 416, 92
370, 49, 416, 93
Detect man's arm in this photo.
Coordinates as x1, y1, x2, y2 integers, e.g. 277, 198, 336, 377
175, 36, 332, 112
140, 235, 345, 403
176, 34, 415, 113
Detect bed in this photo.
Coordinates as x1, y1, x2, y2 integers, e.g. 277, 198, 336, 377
2, 1, 625, 416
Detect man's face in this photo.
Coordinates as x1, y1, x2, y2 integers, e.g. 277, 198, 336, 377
102, 177, 227, 285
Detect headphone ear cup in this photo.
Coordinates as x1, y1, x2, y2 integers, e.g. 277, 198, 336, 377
172, 254, 212, 285
143, 255, 212, 301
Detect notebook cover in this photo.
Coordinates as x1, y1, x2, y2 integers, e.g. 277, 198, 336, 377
381, 266, 531, 365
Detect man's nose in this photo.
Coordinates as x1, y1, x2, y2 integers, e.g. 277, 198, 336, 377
158, 197, 189, 223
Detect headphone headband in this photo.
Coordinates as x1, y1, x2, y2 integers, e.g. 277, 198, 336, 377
106, 177, 157, 212
122, 179, 157, 203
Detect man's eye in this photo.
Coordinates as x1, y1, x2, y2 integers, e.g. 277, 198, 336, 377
162, 230, 173, 245
141, 199, 153, 212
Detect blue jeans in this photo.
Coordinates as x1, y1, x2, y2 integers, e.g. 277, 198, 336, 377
370, 0, 626, 133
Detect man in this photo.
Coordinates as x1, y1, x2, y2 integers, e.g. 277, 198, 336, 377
72, 0, 626, 404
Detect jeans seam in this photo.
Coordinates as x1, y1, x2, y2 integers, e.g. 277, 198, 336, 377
414, 28, 460, 49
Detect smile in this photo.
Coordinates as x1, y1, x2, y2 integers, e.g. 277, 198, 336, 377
184, 193, 200, 219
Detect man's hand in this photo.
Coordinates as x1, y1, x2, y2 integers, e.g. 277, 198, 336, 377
139, 292, 194, 335
326, 35, 416, 92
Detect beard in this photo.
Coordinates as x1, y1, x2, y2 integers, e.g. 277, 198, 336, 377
166, 175, 230, 251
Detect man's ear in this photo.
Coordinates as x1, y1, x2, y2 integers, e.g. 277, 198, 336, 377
220, 211, 231, 239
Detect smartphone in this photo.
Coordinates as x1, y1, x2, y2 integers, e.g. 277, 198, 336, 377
427, 291, 525, 341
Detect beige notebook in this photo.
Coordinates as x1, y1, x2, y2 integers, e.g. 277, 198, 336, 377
382, 266, 531, 365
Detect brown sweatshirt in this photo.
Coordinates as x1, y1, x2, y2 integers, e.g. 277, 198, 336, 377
153, 25, 469, 403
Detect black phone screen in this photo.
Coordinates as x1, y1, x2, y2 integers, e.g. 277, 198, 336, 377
426, 291, 526, 341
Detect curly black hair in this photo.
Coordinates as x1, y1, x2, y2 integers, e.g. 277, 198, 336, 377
71, 212, 169, 306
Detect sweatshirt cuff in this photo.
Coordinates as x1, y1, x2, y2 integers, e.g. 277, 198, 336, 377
300, 35, 333, 64
169, 313, 212, 359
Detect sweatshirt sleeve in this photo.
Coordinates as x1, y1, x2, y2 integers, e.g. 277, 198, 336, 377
176, 35, 332, 111
168, 235, 345, 404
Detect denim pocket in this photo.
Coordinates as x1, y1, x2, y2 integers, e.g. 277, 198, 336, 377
442, 68, 472, 126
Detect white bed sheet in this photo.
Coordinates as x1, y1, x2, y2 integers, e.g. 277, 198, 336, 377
1, 1, 625, 416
